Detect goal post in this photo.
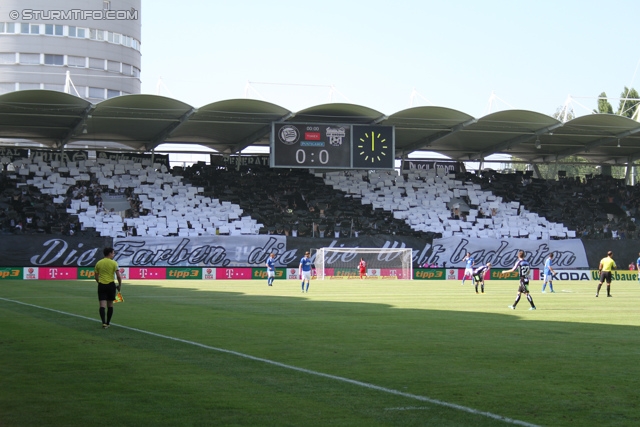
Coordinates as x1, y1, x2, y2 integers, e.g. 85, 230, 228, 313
313, 247, 413, 280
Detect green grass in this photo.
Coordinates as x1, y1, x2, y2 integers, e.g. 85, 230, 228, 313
1, 277, 640, 426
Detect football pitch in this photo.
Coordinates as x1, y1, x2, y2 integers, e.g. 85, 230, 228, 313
1, 277, 639, 427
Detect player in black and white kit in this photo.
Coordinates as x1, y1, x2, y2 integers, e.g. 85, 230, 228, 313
472, 262, 491, 294
503, 250, 536, 310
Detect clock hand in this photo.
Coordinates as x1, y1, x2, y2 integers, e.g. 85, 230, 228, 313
371, 133, 375, 152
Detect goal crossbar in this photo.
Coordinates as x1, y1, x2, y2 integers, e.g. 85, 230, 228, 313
313, 247, 413, 280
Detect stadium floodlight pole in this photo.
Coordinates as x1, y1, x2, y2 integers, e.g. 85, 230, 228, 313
408, 88, 433, 108
562, 94, 572, 123
156, 76, 174, 98
63, 70, 82, 98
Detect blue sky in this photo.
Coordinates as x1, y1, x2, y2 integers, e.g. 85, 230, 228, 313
141, 0, 640, 119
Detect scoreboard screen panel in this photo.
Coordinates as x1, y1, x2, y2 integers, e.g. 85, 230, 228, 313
271, 123, 351, 169
352, 125, 395, 170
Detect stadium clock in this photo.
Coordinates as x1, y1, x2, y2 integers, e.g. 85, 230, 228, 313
351, 125, 395, 170
271, 123, 351, 169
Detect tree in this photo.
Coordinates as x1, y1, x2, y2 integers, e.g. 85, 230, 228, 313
594, 92, 614, 114
616, 87, 640, 118
553, 104, 575, 122
506, 156, 600, 180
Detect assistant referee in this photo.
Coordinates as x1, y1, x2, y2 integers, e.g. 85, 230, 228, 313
596, 250, 617, 298
95, 247, 122, 328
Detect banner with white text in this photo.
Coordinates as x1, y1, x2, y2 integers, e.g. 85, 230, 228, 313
430, 237, 589, 269
113, 236, 289, 267
0, 234, 590, 269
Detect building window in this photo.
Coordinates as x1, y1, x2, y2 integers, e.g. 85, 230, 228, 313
6, 23, 15, 33
19, 53, 40, 65
88, 87, 105, 99
19, 83, 41, 91
21, 23, 29, 34
0, 83, 16, 94
44, 84, 65, 92
44, 54, 64, 66
122, 64, 132, 76
75, 86, 87, 98
0, 23, 4, 33
88, 57, 104, 70
67, 55, 86, 68
132, 67, 140, 78
107, 89, 120, 99
107, 60, 120, 73
0, 53, 16, 64
113, 33, 121, 44
97, 30, 104, 41
69, 26, 87, 38
103, 1, 111, 10
45, 24, 63, 36
30, 24, 40, 34
89, 29, 97, 40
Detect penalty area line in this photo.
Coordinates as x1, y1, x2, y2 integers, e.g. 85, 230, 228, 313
0, 297, 539, 427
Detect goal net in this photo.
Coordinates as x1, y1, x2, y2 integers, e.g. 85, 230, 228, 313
313, 247, 413, 280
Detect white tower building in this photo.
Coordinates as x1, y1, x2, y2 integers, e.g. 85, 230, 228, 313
0, 0, 141, 100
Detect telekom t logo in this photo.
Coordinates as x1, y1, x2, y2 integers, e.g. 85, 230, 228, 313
50, 268, 58, 278
139, 268, 148, 278
226, 269, 233, 279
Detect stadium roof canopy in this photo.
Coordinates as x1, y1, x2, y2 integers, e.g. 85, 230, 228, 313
2, 90, 640, 165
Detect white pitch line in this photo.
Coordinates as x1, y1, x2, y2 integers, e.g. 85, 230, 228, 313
0, 297, 540, 427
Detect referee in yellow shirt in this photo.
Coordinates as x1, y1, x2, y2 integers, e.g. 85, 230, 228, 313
95, 247, 122, 328
596, 250, 617, 298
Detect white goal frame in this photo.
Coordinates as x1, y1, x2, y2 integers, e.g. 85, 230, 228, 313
313, 247, 413, 280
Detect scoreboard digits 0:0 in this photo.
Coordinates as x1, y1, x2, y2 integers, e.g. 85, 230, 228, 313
271, 123, 351, 169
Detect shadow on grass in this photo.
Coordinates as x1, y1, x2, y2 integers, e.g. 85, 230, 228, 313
1, 280, 639, 427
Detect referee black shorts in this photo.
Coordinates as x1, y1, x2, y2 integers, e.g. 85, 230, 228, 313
98, 282, 116, 301
599, 271, 612, 284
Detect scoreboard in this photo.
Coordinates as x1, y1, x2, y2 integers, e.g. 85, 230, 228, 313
270, 123, 395, 170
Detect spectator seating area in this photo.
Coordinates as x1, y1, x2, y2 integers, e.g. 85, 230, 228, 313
323, 169, 573, 239
473, 171, 639, 240
179, 163, 418, 238
2, 156, 257, 237
2, 153, 639, 240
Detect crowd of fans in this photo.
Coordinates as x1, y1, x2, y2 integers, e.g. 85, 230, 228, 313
179, 162, 420, 238
3, 155, 640, 241
0, 173, 66, 235
460, 170, 640, 239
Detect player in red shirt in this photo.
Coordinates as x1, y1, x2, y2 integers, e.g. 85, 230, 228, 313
359, 258, 367, 280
